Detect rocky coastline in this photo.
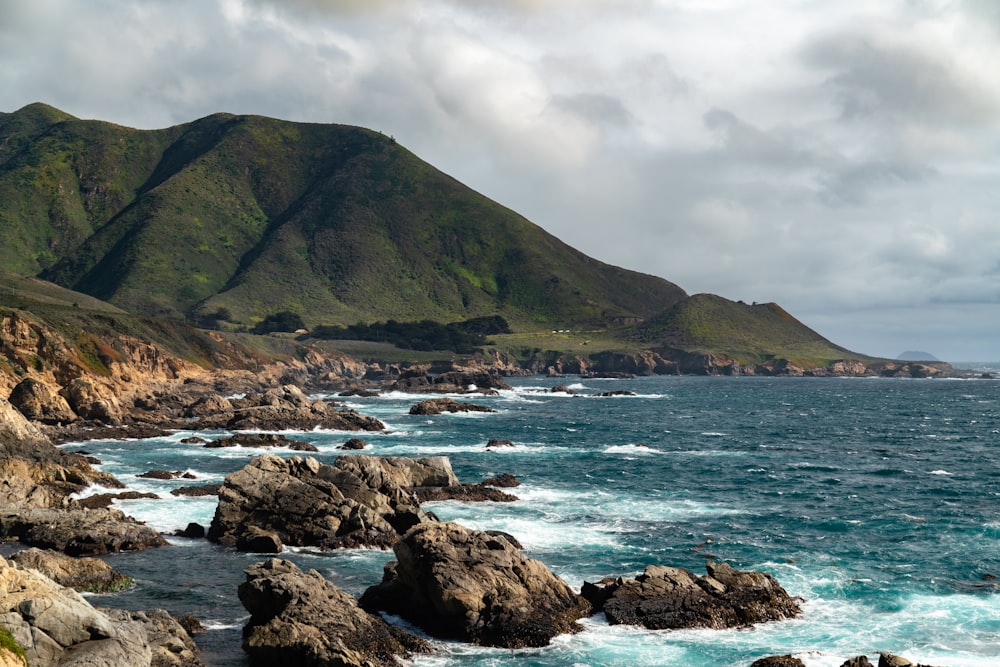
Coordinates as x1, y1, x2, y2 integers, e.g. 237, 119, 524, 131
0, 322, 968, 665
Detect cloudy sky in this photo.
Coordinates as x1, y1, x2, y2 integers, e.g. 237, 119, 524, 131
2, 0, 999, 361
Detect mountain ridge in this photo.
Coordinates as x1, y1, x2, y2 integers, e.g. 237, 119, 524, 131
0, 102, 906, 373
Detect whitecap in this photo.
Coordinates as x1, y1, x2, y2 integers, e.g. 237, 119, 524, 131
603, 444, 662, 455
929, 469, 953, 476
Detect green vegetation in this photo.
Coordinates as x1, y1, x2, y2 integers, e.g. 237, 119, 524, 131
251, 310, 305, 335
307, 315, 511, 353
0, 103, 686, 330
0, 626, 27, 665
636, 294, 864, 367
0, 104, 872, 369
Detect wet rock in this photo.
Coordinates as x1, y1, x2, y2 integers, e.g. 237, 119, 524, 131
339, 437, 367, 450
239, 558, 429, 667
751, 656, 805, 667
582, 561, 801, 630
175, 522, 206, 539
170, 484, 221, 497
409, 398, 496, 415
360, 521, 590, 648
481, 472, 520, 487
75, 491, 160, 510
204, 433, 318, 452
841, 657, 875, 667
485, 438, 514, 448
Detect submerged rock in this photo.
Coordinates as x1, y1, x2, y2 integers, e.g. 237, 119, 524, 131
238, 558, 428, 667
582, 561, 801, 630
360, 521, 590, 648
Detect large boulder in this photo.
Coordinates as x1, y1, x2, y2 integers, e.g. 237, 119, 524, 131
238, 558, 428, 667
0, 507, 167, 556
7, 379, 77, 425
100, 608, 205, 667
58, 378, 122, 425
0, 555, 152, 667
581, 561, 801, 630
207, 454, 431, 551
9, 548, 132, 593
360, 521, 590, 648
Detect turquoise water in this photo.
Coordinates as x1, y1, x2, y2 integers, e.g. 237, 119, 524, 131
64, 376, 1000, 666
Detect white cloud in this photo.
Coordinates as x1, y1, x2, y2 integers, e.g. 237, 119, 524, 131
2, 0, 999, 359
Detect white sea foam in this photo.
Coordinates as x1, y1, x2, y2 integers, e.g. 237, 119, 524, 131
603, 444, 662, 455
928, 469, 954, 476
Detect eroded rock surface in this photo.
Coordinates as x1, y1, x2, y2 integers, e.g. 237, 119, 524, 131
207, 454, 435, 551
360, 521, 590, 648
238, 558, 428, 667
582, 561, 801, 630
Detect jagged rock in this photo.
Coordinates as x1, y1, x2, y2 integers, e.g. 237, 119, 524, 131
236, 527, 283, 554
360, 521, 590, 648
9, 548, 132, 593
100, 608, 206, 667
204, 433, 318, 452
0, 555, 152, 666
170, 484, 221, 497
551, 385, 576, 394
0, 398, 123, 508
841, 658, 875, 667
226, 405, 384, 432
409, 398, 496, 415
137, 470, 194, 480
877, 654, 947, 667
481, 472, 520, 487
0, 507, 167, 556
75, 491, 160, 509
182, 394, 234, 418
387, 368, 511, 394
599, 390, 637, 397
59, 378, 123, 425
485, 438, 514, 448
175, 522, 206, 538
339, 437, 367, 450
411, 485, 517, 502
582, 561, 801, 630
207, 454, 432, 550
751, 656, 805, 667
239, 558, 428, 667
7, 378, 77, 424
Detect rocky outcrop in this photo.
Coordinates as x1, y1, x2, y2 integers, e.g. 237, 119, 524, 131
238, 558, 428, 667
582, 561, 801, 630
204, 433, 318, 452
0, 507, 168, 556
0, 553, 205, 667
360, 521, 590, 648
9, 548, 132, 593
409, 398, 496, 415
750, 656, 805, 667
384, 366, 511, 393
59, 377, 123, 424
7, 379, 76, 425
207, 454, 433, 551
0, 554, 152, 666
100, 608, 206, 667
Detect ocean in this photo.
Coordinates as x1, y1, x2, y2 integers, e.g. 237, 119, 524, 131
54, 375, 1000, 666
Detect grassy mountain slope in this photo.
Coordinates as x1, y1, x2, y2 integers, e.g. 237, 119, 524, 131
0, 104, 687, 329
639, 294, 862, 366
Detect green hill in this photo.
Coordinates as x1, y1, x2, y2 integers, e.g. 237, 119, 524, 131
0, 103, 686, 330
637, 294, 861, 367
